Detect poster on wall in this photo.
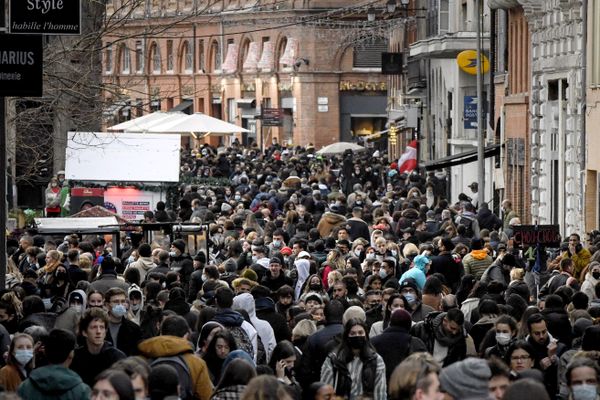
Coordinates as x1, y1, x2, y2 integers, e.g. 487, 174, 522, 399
103, 187, 165, 221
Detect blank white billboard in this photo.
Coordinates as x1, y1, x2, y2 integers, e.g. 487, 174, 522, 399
65, 132, 181, 182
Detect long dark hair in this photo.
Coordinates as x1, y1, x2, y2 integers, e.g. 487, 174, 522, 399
94, 369, 135, 400
215, 358, 256, 390
337, 318, 376, 363
268, 340, 296, 372
382, 294, 409, 330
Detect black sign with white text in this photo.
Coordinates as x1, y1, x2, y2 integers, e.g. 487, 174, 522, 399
10, 0, 80, 35
0, 34, 43, 96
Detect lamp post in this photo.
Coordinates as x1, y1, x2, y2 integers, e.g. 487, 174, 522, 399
476, 0, 485, 203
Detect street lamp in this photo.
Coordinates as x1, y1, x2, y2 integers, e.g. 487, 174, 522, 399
367, 7, 377, 21
386, 0, 397, 13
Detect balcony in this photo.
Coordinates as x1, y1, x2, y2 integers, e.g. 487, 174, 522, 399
410, 31, 490, 59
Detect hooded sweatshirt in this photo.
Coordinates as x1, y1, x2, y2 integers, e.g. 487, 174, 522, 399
127, 284, 144, 325
17, 365, 91, 400
212, 309, 258, 363
127, 256, 156, 282
294, 259, 310, 300
232, 293, 276, 362
462, 250, 492, 280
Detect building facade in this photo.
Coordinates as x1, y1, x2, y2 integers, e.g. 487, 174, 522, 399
102, 0, 393, 149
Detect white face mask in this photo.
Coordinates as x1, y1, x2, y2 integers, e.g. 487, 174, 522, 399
70, 305, 83, 313
495, 332, 511, 346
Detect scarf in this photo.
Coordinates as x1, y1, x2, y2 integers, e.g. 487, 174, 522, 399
432, 313, 463, 347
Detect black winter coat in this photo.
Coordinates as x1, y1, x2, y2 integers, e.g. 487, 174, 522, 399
106, 317, 143, 356
371, 326, 427, 381
430, 252, 464, 292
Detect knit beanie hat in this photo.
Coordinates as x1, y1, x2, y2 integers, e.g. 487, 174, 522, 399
342, 306, 366, 326
172, 239, 186, 253
439, 358, 491, 399
389, 308, 412, 330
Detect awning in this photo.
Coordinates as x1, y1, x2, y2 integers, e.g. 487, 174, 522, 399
423, 144, 501, 171
258, 41, 274, 71
169, 99, 193, 114
279, 38, 298, 66
243, 42, 260, 71
236, 98, 256, 107
222, 43, 239, 74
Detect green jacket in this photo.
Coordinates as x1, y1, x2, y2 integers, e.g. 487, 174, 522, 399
17, 365, 91, 400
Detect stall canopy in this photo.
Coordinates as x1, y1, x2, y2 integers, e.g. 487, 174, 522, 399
35, 217, 120, 234
316, 142, 366, 155
108, 111, 249, 136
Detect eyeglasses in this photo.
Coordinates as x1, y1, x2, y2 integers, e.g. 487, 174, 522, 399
511, 355, 531, 361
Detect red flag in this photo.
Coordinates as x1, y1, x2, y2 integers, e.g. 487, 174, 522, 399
398, 140, 417, 173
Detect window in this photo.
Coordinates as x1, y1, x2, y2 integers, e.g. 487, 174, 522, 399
120, 45, 131, 73
135, 40, 143, 73
211, 40, 221, 72
352, 37, 388, 68
183, 41, 193, 72
593, 0, 600, 85
198, 39, 205, 72
150, 99, 161, 111
105, 43, 113, 73
439, 0, 449, 33
167, 40, 174, 71
227, 98, 236, 123
150, 43, 161, 73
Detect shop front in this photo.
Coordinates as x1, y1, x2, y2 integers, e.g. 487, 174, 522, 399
339, 80, 388, 143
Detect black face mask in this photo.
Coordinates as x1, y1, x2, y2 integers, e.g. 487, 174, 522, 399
593, 271, 600, 280
309, 284, 322, 291
347, 336, 366, 349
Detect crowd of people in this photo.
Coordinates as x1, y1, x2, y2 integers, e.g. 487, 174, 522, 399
8, 142, 600, 400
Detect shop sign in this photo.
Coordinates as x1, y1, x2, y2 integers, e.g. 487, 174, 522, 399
456, 50, 490, 75
464, 96, 478, 129
10, 0, 81, 35
262, 108, 283, 126
340, 81, 386, 91
0, 34, 43, 96
513, 225, 561, 247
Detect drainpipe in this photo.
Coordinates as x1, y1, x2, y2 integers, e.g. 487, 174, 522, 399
580, 0, 587, 231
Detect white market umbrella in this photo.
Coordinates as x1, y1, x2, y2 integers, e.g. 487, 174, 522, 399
108, 111, 186, 132
316, 142, 366, 155
142, 112, 249, 136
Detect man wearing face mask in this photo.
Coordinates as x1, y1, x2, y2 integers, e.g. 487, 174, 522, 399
399, 279, 435, 323
104, 288, 142, 356
268, 230, 287, 258
169, 240, 194, 293
127, 285, 144, 325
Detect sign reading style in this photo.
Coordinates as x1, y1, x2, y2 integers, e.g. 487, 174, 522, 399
0, 34, 43, 96
10, 0, 81, 35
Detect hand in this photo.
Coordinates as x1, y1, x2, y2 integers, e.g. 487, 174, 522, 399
569, 244, 577, 255
276, 360, 286, 379
547, 339, 558, 358
540, 357, 553, 370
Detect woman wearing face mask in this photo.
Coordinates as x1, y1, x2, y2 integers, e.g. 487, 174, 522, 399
581, 261, 600, 302
566, 356, 600, 400
0, 333, 35, 391
485, 315, 518, 360
321, 318, 387, 399
301, 274, 329, 300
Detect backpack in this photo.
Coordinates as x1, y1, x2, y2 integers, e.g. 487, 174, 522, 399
460, 215, 475, 238
228, 326, 255, 360
150, 355, 195, 400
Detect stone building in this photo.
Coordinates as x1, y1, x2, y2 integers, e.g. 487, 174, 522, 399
102, 0, 393, 149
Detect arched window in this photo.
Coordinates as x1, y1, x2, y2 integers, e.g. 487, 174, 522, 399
149, 42, 161, 74
198, 39, 205, 72
180, 40, 193, 73
276, 37, 287, 71
119, 45, 131, 74
210, 40, 221, 72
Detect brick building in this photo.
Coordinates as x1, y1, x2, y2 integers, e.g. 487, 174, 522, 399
102, 0, 392, 149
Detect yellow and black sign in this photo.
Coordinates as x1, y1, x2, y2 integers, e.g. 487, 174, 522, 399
456, 50, 490, 75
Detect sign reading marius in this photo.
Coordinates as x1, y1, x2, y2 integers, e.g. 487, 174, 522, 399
0, 34, 43, 96
10, 0, 81, 35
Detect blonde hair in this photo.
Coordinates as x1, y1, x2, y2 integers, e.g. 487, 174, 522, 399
510, 268, 525, 281
389, 352, 441, 400
291, 319, 317, 341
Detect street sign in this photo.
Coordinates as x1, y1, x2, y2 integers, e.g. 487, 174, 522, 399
9, 0, 81, 35
262, 108, 283, 126
464, 96, 477, 129
0, 34, 43, 96
513, 225, 561, 248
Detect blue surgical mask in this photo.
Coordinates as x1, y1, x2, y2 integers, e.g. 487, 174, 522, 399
14, 349, 34, 366
111, 304, 127, 318
169, 251, 177, 258
403, 293, 416, 305
379, 269, 388, 279
571, 384, 598, 400
273, 240, 282, 248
